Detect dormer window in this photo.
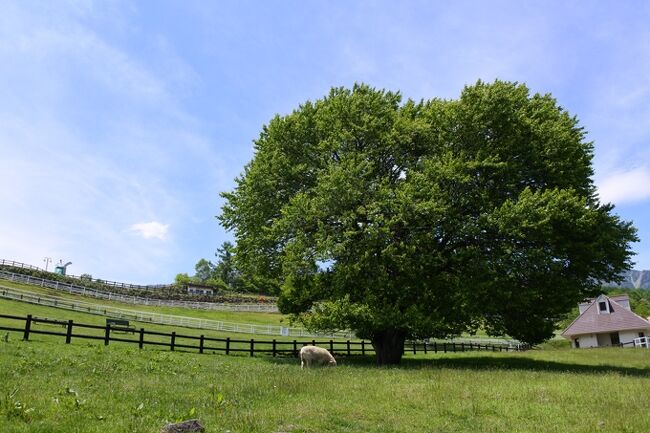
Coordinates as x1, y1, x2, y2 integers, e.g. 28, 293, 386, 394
598, 300, 612, 314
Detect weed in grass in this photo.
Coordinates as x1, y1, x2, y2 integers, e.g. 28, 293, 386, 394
55, 387, 85, 411
2, 388, 35, 423
209, 383, 228, 410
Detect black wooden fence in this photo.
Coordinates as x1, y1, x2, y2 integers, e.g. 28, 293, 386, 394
0, 314, 525, 357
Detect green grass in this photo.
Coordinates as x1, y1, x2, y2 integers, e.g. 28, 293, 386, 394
0, 298, 351, 349
1, 279, 519, 344
0, 279, 286, 326
1, 335, 649, 433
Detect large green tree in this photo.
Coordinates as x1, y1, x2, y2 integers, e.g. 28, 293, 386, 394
220, 81, 637, 365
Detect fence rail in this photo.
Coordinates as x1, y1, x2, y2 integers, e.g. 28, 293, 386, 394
0, 314, 525, 358
0, 270, 279, 313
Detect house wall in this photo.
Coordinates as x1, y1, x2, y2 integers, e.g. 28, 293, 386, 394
574, 334, 598, 348
573, 329, 650, 348
597, 333, 612, 347
619, 329, 649, 345
187, 288, 213, 295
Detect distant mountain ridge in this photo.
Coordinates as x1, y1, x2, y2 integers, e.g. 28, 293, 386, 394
604, 270, 650, 289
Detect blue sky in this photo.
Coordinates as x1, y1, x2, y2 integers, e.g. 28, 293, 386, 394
1, 1, 650, 283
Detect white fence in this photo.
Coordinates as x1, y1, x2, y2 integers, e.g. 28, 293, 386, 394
0, 284, 355, 339
633, 336, 650, 348
0, 270, 279, 313
0, 259, 173, 291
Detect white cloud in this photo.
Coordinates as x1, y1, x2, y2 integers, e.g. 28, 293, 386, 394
130, 221, 170, 240
597, 167, 650, 205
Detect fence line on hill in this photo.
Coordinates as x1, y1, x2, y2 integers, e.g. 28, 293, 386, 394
0, 259, 173, 291
0, 270, 279, 313
0, 284, 354, 338
0, 314, 526, 358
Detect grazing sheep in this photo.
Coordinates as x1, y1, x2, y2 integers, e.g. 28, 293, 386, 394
299, 345, 337, 369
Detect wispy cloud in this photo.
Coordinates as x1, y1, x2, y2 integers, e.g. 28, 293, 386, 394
130, 221, 170, 240
597, 167, 650, 205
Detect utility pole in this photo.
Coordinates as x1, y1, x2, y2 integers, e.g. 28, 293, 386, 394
43, 257, 52, 272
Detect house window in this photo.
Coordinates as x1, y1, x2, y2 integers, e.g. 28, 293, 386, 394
610, 332, 620, 346
574, 339, 580, 348
598, 301, 608, 313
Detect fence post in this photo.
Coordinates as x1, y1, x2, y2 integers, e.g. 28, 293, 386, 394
361, 340, 365, 356
443, 343, 447, 353
424, 341, 428, 354
329, 339, 334, 354
461, 342, 465, 352
104, 324, 111, 346
199, 335, 204, 354
293, 340, 297, 357
412, 342, 417, 354
23, 314, 32, 341
250, 339, 254, 357
346, 340, 351, 356
226, 337, 230, 355
170, 332, 176, 351
272, 339, 277, 357
312, 339, 316, 347
65, 320, 73, 344
139, 328, 145, 349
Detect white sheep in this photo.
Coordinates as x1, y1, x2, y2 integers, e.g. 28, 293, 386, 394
299, 345, 337, 369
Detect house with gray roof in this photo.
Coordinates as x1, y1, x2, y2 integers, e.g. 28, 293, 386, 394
561, 294, 650, 348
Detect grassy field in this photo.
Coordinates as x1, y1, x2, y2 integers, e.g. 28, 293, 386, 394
1, 334, 648, 433
0, 298, 354, 348
0, 279, 286, 326
6, 278, 646, 432
1, 279, 518, 343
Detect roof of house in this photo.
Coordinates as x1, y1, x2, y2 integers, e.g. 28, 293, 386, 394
186, 283, 215, 290
608, 294, 631, 303
562, 294, 650, 338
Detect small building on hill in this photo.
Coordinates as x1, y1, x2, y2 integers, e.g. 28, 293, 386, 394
186, 283, 215, 296
561, 294, 650, 348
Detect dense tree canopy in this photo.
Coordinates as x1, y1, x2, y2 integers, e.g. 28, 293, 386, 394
220, 81, 637, 364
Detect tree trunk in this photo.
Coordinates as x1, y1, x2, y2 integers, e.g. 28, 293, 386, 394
371, 329, 407, 365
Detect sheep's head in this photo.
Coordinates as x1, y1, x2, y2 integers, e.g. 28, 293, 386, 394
328, 359, 337, 367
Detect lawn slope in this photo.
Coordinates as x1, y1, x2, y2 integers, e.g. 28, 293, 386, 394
1, 337, 649, 433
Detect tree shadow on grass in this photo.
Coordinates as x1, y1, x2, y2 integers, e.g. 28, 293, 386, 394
425, 355, 650, 377
262, 353, 650, 377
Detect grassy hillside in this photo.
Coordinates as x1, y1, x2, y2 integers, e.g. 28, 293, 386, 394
0, 279, 286, 326
1, 337, 648, 433
1, 279, 517, 343
0, 298, 328, 344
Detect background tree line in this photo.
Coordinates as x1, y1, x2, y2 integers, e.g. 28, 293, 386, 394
174, 241, 247, 292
